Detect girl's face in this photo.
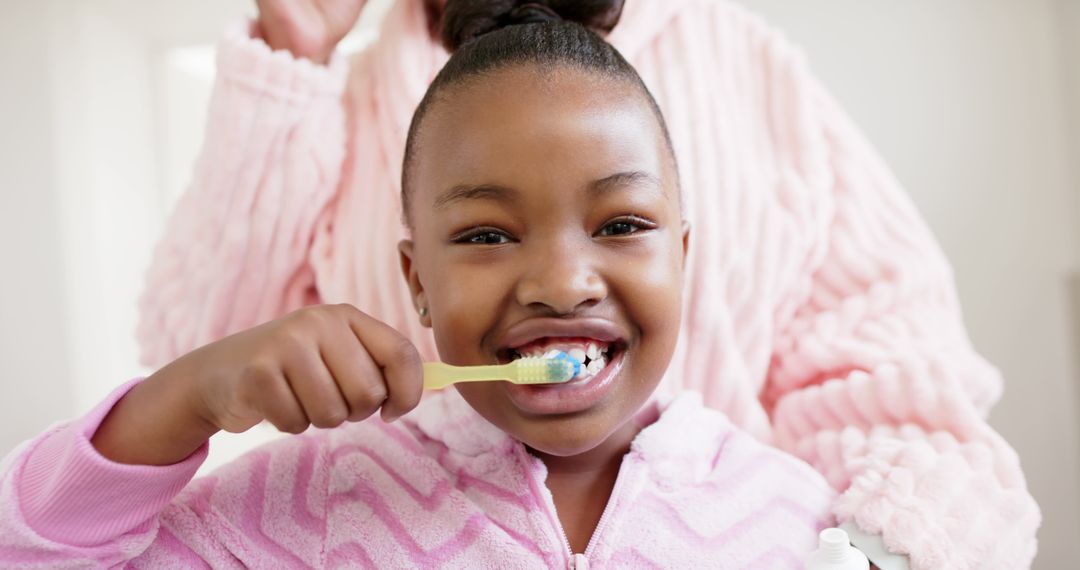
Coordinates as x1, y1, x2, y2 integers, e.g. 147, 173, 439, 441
400, 66, 687, 457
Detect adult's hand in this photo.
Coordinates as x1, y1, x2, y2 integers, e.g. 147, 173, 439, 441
255, 0, 368, 64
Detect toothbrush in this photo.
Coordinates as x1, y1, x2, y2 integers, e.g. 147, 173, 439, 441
423, 350, 582, 390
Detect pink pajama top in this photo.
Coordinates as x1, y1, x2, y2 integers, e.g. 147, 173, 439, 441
1, 380, 834, 568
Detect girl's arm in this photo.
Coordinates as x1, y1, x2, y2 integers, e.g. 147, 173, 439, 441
1, 302, 421, 567
0, 382, 335, 568
765, 69, 1040, 569
0, 380, 211, 566
136, 21, 350, 369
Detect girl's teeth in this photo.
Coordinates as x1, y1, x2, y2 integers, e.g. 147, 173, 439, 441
512, 342, 611, 366
586, 357, 606, 375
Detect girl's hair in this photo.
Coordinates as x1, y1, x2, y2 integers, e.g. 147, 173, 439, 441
401, 0, 677, 224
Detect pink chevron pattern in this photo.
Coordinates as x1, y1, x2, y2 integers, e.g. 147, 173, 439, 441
2, 389, 834, 568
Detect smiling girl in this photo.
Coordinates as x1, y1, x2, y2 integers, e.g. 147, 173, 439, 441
0, 5, 838, 569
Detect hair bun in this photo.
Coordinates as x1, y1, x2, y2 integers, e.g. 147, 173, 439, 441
440, 0, 626, 52
505, 3, 560, 26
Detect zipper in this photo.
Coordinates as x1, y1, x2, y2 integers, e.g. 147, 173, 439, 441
519, 447, 637, 569
581, 454, 632, 558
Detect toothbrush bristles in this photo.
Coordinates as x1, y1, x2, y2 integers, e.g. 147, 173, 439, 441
514, 350, 582, 384
549, 350, 582, 382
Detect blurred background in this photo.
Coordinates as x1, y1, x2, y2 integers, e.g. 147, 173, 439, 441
0, 0, 1077, 566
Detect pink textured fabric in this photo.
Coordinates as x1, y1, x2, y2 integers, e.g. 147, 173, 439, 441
1, 382, 835, 568
133, 0, 1039, 567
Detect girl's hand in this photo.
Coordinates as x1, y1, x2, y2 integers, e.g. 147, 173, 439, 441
189, 304, 424, 434
92, 304, 423, 465
254, 0, 368, 64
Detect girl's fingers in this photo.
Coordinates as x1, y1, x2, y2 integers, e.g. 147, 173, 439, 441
336, 304, 424, 422
320, 319, 389, 422
281, 344, 351, 429
248, 368, 310, 434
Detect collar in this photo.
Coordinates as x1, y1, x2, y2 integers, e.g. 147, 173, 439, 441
406, 388, 735, 486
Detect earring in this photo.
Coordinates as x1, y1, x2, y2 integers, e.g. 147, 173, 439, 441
419, 307, 428, 317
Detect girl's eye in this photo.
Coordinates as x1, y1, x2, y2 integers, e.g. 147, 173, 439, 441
597, 216, 655, 237
453, 229, 512, 245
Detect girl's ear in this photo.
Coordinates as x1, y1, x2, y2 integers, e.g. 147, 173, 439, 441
398, 239, 432, 328
680, 220, 691, 271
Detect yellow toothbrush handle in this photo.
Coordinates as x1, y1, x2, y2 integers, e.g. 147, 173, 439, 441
423, 362, 513, 390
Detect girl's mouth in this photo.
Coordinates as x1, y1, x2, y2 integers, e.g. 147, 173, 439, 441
500, 337, 623, 382
496, 336, 628, 415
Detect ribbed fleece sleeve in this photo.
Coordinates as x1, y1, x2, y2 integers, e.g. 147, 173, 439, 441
0, 381, 342, 568
136, 22, 350, 369
765, 73, 1041, 569
0, 380, 208, 566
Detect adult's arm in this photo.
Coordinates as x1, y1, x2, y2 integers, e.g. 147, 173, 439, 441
137, 23, 350, 368
766, 67, 1040, 570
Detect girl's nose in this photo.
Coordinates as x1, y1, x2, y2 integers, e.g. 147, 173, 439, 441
514, 242, 607, 315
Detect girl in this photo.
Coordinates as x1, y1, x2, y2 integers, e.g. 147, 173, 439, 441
0, 8, 835, 569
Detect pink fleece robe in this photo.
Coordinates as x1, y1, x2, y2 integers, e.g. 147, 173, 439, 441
128, 0, 1038, 567
1, 380, 836, 568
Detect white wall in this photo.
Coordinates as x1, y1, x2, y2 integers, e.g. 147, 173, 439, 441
0, 0, 74, 454
1057, 0, 1080, 389
0, 0, 1076, 566
735, 1, 1080, 567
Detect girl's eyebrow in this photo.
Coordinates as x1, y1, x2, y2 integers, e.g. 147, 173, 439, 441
588, 171, 664, 196
434, 184, 519, 210
433, 170, 663, 211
